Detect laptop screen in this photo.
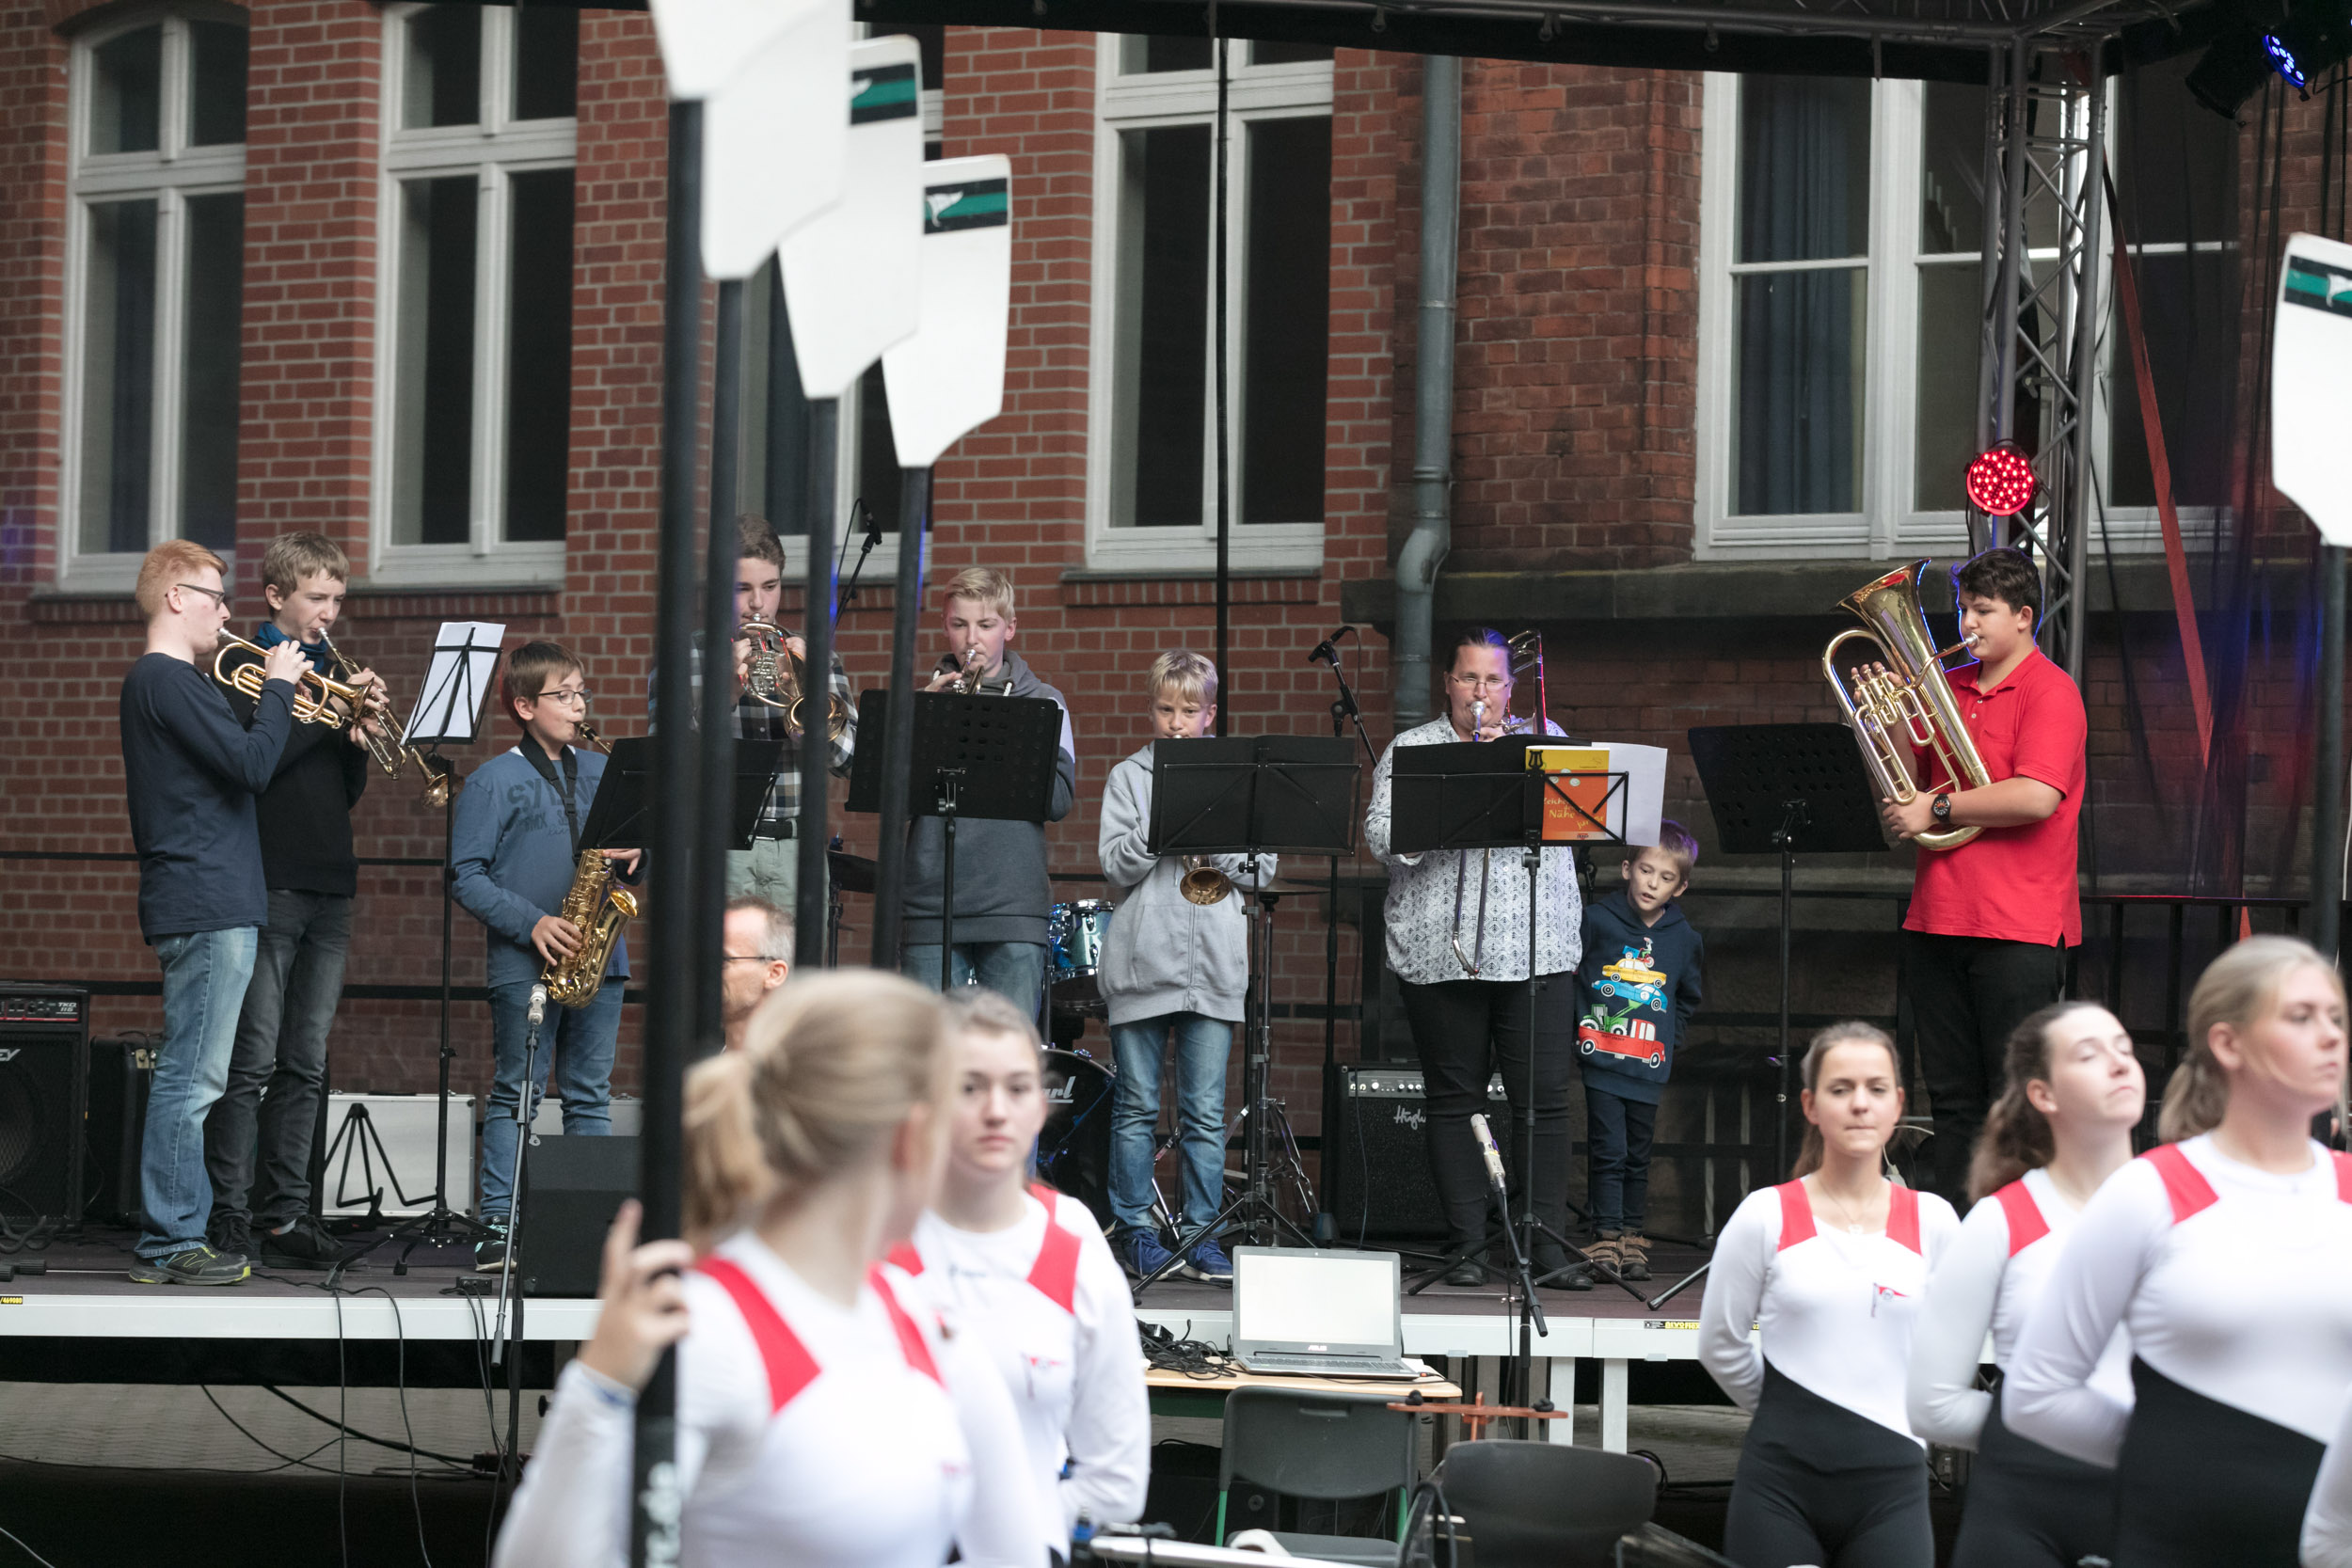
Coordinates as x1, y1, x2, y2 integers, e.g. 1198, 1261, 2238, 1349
1234, 1250, 1398, 1353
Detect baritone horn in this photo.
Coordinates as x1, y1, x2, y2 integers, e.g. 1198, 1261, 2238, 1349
740, 620, 851, 741
1823, 560, 1992, 851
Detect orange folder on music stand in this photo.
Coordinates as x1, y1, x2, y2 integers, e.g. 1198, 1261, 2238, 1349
1525, 741, 1668, 847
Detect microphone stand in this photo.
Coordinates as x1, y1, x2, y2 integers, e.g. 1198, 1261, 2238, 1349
1313, 631, 1378, 1152
491, 981, 547, 1483
835, 499, 882, 615
1471, 1112, 1552, 1436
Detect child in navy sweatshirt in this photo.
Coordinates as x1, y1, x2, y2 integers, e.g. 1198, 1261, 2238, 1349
1573, 820, 1704, 1282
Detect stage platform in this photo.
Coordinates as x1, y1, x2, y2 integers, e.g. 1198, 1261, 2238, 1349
1, 1226, 1724, 1449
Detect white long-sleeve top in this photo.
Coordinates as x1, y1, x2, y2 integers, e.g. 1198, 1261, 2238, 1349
491, 1232, 1042, 1568
1906, 1167, 2134, 1450
1364, 717, 1582, 985
2007, 1134, 2352, 1468
1699, 1179, 1960, 1443
896, 1186, 1152, 1556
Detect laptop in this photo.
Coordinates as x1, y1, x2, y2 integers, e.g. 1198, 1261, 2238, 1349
1231, 1246, 1416, 1379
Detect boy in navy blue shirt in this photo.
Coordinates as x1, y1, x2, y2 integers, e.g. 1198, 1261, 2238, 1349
1573, 820, 1703, 1282
451, 641, 638, 1271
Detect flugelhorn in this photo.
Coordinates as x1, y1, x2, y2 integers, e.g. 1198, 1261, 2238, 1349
316, 633, 458, 807
1823, 560, 1992, 851
212, 634, 367, 726
740, 620, 851, 742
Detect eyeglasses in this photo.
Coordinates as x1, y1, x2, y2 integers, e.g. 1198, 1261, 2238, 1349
1447, 673, 1510, 693
534, 688, 593, 708
722, 954, 775, 965
176, 582, 230, 610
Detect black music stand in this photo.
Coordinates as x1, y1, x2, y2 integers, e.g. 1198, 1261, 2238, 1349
1126, 736, 1359, 1297
583, 736, 782, 853
1688, 723, 1887, 1180
847, 689, 1066, 993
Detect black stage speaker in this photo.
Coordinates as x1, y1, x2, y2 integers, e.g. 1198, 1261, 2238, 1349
1324, 1066, 1505, 1243
519, 1133, 639, 1298
84, 1037, 155, 1227
0, 986, 90, 1231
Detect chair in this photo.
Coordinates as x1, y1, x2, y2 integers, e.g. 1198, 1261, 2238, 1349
1432, 1439, 1658, 1568
1216, 1386, 1420, 1564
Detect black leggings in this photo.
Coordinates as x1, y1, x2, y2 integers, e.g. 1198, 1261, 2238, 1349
1950, 1391, 2116, 1568
1725, 1364, 1932, 1568
2111, 1357, 2323, 1568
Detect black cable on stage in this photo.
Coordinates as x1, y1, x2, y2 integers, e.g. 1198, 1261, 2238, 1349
199, 1386, 348, 1473
256, 1384, 474, 1470
0, 1519, 63, 1568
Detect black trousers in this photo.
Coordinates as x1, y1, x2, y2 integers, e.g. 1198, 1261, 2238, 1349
1585, 1086, 1656, 1233
1904, 930, 2064, 1207
1398, 973, 1575, 1249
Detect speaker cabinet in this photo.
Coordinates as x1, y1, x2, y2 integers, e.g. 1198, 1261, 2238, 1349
83, 1036, 153, 1227
518, 1134, 639, 1298
0, 987, 90, 1231
1323, 1066, 1504, 1243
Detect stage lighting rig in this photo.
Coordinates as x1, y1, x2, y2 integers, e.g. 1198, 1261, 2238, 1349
1965, 441, 2038, 518
2187, 0, 2352, 116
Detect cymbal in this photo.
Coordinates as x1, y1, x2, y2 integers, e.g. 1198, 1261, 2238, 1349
827, 848, 878, 895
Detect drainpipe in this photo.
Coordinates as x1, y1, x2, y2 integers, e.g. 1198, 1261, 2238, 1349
1394, 54, 1462, 731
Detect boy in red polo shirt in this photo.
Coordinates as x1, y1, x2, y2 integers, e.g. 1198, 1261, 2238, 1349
1880, 546, 2086, 1207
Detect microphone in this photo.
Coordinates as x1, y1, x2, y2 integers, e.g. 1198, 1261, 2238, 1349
1306, 625, 1355, 666
1469, 1113, 1508, 1193
527, 984, 548, 1030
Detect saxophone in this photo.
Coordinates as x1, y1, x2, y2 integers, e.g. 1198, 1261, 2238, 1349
541, 719, 638, 1009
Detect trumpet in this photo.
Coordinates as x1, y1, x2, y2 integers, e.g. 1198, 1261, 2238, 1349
212, 633, 369, 727
1180, 856, 1235, 906
1823, 560, 1993, 851
740, 620, 851, 742
316, 633, 458, 808
945, 646, 990, 695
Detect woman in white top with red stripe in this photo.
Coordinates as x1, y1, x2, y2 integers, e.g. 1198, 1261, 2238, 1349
1904, 1000, 2144, 1567
2005, 936, 2352, 1568
491, 972, 1043, 1568
1699, 1022, 1960, 1568
894, 990, 1150, 1565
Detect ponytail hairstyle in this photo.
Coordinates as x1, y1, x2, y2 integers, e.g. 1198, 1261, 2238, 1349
2159, 935, 2344, 1142
682, 970, 952, 1251
1965, 1000, 2106, 1205
1790, 1021, 1901, 1180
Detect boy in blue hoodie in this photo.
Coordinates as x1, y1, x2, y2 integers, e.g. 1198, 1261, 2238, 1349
1573, 820, 1703, 1282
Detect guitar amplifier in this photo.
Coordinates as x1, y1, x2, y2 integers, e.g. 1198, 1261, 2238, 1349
85, 1037, 156, 1227
1323, 1065, 1505, 1243
0, 985, 91, 1231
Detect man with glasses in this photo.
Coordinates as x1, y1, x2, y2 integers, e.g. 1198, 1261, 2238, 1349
119, 541, 310, 1285
451, 640, 640, 1271
1363, 627, 1588, 1290
719, 895, 794, 1052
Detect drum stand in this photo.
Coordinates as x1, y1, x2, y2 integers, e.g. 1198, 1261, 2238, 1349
1132, 877, 1318, 1298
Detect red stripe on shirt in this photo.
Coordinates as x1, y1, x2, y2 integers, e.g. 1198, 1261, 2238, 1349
1886, 1184, 1922, 1254
1994, 1179, 2050, 1258
1774, 1180, 1816, 1251
2143, 1144, 2219, 1224
696, 1257, 820, 1416
868, 1266, 944, 1386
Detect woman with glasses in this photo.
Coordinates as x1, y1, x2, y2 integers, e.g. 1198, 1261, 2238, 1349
1363, 626, 1587, 1289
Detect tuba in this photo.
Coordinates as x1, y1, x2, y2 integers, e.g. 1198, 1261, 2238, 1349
541, 718, 638, 1008
1823, 560, 1993, 852
740, 620, 850, 742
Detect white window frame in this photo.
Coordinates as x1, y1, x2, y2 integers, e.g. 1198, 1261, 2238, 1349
1083, 34, 1332, 573
369, 2, 577, 588
1695, 71, 2223, 562
56, 8, 246, 594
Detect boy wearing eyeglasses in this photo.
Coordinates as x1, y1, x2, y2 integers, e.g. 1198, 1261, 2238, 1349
451, 640, 640, 1271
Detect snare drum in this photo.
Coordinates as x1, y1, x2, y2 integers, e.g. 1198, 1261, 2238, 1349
1047, 899, 1115, 1008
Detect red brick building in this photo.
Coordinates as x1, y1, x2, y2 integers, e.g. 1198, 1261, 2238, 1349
0, 1, 2340, 1226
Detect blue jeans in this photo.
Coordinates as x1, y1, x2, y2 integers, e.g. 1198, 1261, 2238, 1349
902, 941, 1046, 1022
207, 890, 351, 1230
1585, 1085, 1657, 1232
478, 978, 621, 1221
144, 927, 258, 1259
1108, 1012, 1232, 1235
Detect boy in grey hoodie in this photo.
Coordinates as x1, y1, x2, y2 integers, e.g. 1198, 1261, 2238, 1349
900, 567, 1077, 1017
1095, 651, 1267, 1284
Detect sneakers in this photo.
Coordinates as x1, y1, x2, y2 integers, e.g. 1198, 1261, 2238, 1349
1117, 1228, 1178, 1281
1617, 1231, 1653, 1283
260, 1215, 367, 1272
1181, 1237, 1233, 1285
475, 1226, 510, 1275
129, 1243, 249, 1287
208, 1213, 251, 1263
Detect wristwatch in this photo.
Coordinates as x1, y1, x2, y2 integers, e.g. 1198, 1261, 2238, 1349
1931, 793, 1953, 824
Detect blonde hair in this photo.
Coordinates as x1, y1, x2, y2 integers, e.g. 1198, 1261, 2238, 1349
135, 539, 228, 620
260, 531, 352, 596
1966, 1000, 2108, 1204
2159, 935, 2345, 1142
1148, 649, 1218, 706
942, 566, 1016, 621
683, 970, 952, 1249
1791, 1021, 1901, 1179
946, 986, 1044, 1063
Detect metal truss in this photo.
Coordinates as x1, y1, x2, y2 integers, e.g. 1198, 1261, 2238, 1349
1970, 40, 2108, 680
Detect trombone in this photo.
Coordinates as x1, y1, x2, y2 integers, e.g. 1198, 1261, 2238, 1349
212, 633, 369, 727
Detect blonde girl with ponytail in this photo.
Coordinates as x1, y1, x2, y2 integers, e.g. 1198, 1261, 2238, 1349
1905, 1002, 2143, 1568
2006, 936, 2352, 1568
492, 971, 1042, 1568
1699, 1022, 1961, 1568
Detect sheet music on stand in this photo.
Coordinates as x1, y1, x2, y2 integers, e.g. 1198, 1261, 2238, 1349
406, 622, 505, 748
